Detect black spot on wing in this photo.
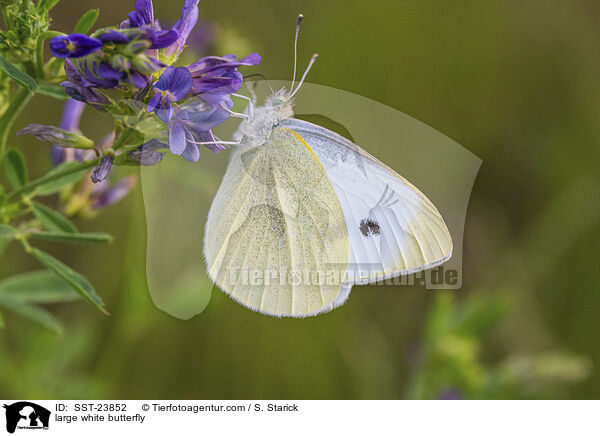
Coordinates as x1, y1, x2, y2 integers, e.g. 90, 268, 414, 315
368, 220, 381, 235
359, 219, 381, 238
359, 220, 369, 237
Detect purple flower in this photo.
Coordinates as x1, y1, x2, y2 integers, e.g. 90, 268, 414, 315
147, 66, 192, 122
50, 34, 103, 58
102, 27, 178, 50
164, 0, 199, 58
67, 53, 161, 96
61, 60, 110, 105
122, 0, 198, 58
52, 99, 86, 165
91, 176, 137, 210
74, 56, 124, 89
121, 0, 158, 29
91, 154, 115, 184
188, 53, 261, 107
149, 29, 179, 49
167, 100, 232, 161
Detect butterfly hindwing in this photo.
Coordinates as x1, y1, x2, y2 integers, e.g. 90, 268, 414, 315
204, 127, 349, 317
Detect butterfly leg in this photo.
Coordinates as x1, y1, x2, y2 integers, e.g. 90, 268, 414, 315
219, 102, 249, 119
232, 93, 255, 118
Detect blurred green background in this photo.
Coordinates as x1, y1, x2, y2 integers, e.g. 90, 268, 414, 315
1, 0, 599, 399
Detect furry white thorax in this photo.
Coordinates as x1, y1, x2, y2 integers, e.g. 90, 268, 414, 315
233, 88, 295, 149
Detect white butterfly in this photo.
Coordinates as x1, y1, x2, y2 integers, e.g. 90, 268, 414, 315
203, 15, 452, 317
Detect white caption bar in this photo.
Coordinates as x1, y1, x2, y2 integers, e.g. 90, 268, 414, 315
1, 400, 598, 435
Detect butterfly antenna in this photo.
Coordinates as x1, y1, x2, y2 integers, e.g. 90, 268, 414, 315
291, 14, 304, 90
290, 53, 318, 98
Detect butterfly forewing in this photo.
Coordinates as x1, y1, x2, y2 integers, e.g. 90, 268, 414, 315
204, 127, 349, 317
281, 118, 453, 288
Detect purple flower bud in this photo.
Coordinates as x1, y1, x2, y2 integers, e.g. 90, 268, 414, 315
98, 30, 131, 44
110, 54, 131, 72
74, 57, 123, 89
17, 124, 94, 149
91, 154, 115, 184
61, 60, 110, 105
131, 55, 164, 74
50, 34, 103, 58
124, 38, 153, 56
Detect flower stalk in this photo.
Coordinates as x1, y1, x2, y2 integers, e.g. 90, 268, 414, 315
7, 157, 100, 201
0, 87, 33, 163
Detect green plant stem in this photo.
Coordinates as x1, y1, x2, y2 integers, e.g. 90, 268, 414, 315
0, 6, 11, 30
7, 157, 99, 201
112, 127, 136, 151
0, 87, 33, 164
35, 31, 64, 78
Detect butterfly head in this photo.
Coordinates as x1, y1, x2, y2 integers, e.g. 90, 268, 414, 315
234, 88, 294, 147
234, 15, 317, 147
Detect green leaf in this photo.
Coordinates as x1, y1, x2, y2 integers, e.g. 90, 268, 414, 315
37, 83, 69, 100
0, 224, 17, 257
32, 202, 77, 233
0, 55, 38, 92
73, 9, 100, 34
0, 310, 4, 329
0, 298, 63, 334
37, 0, 61, 12
0, 224, 18, 239
0, 270, 80, 304
4, 149, 28, 189
35, 161, 89, 196
27, 231, 112, 244
29, 248, 108, 314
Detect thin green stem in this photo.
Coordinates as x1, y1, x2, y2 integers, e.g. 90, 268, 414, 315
7, 157, 99, 201
112, 127, 136, 151
35, 31, 64, 78
0, 87, 33, 163
16, 233, 32, 253
0, 5, 12, 30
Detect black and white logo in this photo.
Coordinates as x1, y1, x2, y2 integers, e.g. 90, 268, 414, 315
3, 402, 50, 434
